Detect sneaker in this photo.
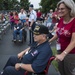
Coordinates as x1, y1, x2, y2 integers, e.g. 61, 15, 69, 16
0, 71, 3, 75
18, 40, 22, 42
13, 39, 16, 42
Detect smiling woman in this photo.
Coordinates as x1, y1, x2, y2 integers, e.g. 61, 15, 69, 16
49, 0, 75, 75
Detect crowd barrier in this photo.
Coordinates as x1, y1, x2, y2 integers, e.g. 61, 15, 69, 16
0, 21, 10, 40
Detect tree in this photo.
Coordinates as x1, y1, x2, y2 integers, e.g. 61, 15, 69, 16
40, 0, 75, 13
0, 0, 4, 10
0, 0, 19, 10
20, 0, 30, 10
10, 0, 20, 10
40, 0, 60, 13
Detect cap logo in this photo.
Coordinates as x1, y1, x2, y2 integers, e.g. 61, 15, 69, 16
34, 26, 40, 31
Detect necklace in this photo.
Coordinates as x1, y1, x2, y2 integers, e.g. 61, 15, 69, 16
63, 18, 73, 24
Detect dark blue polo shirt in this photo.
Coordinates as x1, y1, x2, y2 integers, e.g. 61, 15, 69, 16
22, 41, 52, 73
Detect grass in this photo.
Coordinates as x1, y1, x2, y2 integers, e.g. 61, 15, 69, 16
51, 47, 58, 71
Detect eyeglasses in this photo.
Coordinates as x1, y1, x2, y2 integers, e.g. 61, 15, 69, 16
57, 8, 65, 10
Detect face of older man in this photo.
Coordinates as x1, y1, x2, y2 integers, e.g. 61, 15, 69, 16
33, 34, 47, 43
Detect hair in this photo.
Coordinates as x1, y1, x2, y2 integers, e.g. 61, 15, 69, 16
10, 12, 13, 16
15, 12, 18, 16
57, 0, 75, 17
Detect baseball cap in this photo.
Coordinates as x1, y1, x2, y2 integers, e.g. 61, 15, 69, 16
29, 4, 34, 8
33, 25, 49, 35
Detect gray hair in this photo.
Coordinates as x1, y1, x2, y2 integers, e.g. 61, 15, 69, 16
57, 0, 75, 17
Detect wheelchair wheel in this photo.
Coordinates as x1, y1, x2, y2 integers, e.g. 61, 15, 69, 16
22, 29, 27, 42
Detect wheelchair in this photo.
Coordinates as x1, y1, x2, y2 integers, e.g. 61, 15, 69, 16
24, 56, 55, 75
13, 29, 27, 43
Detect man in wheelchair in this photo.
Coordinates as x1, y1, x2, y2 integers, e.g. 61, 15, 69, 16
2, 25, 52, 75
13, 20, 25, 42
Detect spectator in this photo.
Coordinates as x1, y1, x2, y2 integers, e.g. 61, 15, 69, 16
49, 0, 75, 75
37, 10, 42, 19
13, 20, 25, 42
18, 8, 27, 25
14, 11, 19, 25
49, 8, 59, 31
37, 10, 42, 24
47, 9, 53, 23
9, 11, 15, 30
1, 25, 52, 75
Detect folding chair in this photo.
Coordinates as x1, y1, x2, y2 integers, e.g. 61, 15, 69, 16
24, 56, 55, 75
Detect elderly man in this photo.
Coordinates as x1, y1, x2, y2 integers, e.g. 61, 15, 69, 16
2, 25, 52, 75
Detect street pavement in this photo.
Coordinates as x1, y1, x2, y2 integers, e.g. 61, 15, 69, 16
0, 28, 59, 75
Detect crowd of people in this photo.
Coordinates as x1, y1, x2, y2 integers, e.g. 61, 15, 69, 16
0, 0, 75, 75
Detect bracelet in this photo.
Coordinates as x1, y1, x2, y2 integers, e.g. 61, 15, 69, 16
63, 51, 67, 55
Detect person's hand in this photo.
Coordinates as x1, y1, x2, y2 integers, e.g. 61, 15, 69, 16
14, 27, 17, 30
29, 27, 31, 30
15, 63, 20, 71
17, 52, 24, 60
17, 27, 19, 29
20, 29, 23, 31
55, 15, 57, 18
55, 53, 66, 61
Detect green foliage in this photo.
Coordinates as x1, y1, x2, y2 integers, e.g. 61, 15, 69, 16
40, 0, 75, 13
51, 47, 58, 71
0, 0, 19, 10
20, 0, 30, 10
40, 0, 60, 13
0, 0, 30, 10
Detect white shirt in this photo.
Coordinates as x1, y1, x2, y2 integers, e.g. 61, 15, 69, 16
18, 12, 26, 20
29, 10, 37, 22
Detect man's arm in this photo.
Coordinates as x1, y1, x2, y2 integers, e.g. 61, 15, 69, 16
15, 63, 35, 72
22, 64, 35, 72
30, 19, 34, 27
18, 47, 30, 59
29, 19, 34, 30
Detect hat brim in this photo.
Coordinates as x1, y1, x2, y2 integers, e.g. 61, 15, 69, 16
33, 31, 40, 35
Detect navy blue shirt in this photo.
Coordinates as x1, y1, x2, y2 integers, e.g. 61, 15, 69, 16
21, 41, 52, 73
15, 23, 24, 30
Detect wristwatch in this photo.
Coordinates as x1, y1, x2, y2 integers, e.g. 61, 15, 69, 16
19, 63, 22, 68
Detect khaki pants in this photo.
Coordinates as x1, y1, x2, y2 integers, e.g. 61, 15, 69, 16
57, 51, 75, 75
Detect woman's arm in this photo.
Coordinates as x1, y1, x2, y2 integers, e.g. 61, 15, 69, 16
62, 33, 75, 55
55, 33, 75, 61
49, 34, 58, 43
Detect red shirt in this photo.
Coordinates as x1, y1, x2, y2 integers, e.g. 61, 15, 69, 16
14, 15, 19, 25
56, 18, 75, 54
37, 12, 42, 18
52, 11, 58, 23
